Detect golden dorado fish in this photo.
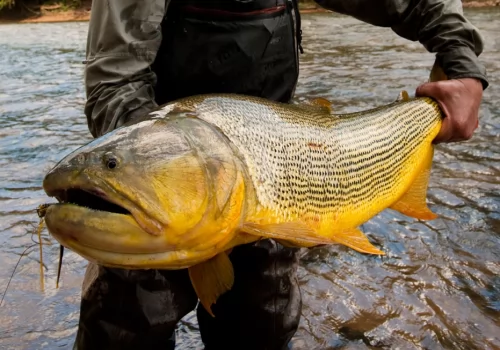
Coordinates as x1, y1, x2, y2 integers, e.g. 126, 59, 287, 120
42, 91, 442, 314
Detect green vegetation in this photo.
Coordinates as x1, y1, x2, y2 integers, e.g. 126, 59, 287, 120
0, 0, 81, 13
0, 0, 15, 11
0, 0, 317, 14
0, 0, 495, 19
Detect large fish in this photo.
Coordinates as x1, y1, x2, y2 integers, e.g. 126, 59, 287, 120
42, 91, 443, 314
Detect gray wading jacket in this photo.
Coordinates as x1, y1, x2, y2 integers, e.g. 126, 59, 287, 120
83, 0, 489, 138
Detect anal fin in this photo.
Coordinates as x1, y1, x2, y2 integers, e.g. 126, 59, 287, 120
240, 222, 332, 248
188, 252, 234, 317
240, 222, 384, 255
332, 228, 385, 255
275, 239, 307, 248
390, 148, 438, 220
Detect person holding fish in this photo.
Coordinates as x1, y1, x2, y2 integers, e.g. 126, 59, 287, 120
74, 0, 488, 349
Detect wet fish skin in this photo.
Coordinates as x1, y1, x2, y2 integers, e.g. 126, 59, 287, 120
42, 92, 443, 314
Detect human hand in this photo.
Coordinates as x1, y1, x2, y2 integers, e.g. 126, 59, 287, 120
415, 78, 483, 144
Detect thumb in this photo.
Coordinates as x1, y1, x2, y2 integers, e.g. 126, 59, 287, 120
415, 81, 448, 116
415, 82, 438, 98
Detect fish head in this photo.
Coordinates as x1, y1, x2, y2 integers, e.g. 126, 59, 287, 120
42, 110, 249, 269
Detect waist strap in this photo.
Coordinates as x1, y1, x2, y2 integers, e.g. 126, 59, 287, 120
170, 0, 288, 12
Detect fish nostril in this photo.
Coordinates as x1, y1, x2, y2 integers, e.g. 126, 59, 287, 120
75, 153, 86, 164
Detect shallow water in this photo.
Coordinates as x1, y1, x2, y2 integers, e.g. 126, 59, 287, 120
0, 9, 499, 350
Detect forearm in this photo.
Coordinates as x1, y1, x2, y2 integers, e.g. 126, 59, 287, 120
314, 0, 488, 88
84, 0, 168, 138
84, 57, 159, 138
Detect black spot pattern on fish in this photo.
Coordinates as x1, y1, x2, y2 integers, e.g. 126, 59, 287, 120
186, 95, 441, 218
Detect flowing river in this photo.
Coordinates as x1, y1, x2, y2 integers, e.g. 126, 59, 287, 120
0, 8, 499, 350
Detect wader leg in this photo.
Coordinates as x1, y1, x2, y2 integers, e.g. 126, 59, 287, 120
73, 263, 198, 350
197, 239, 302, 350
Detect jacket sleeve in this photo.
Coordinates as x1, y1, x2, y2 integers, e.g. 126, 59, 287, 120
84, 0, 168, 138
313, 0, 489, 89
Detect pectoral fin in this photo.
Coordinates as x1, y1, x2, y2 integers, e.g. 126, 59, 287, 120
188, 252, 234, 317
390, 148, 437, 220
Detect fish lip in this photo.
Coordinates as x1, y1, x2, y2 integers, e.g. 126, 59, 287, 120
43, 172, 163, 236
43, 204, 205, 269
57, 241, 202, 270
46, 203, 138, 253
45, 203, 165, 253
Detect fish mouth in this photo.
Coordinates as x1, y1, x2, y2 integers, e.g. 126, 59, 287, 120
42, 202, 220, 269
42, 168, 168, 258
43, 170, 164, 237
50, 187, 132, 216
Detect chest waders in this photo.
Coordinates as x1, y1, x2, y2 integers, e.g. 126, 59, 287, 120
74, 1, 304, 349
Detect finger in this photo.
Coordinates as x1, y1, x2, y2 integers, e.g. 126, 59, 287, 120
416, 82, 458, 144
433, 114, 452, 144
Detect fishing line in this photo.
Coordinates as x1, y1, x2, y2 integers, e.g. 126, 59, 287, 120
56, 245, 64, 289
1, 204, 62, 307
36, 203, 64, 289
36, 218, 45, 291
0, 244, 38, 307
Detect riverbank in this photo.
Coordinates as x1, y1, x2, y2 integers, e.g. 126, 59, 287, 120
0, 0, 498, 24
15, 8, 90, 23
0, 0, 91, 24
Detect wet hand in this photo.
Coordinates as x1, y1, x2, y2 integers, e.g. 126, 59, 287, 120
415, 78, 483, 144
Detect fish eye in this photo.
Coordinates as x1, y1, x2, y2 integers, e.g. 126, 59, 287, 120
103, 153, 119, 170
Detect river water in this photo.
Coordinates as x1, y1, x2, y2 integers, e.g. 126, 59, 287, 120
0, 9, 499, 350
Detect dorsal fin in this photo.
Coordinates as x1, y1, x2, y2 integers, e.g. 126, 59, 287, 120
308, 97, 333, 113
297, 97, 334, 114
396, 90, 410, 102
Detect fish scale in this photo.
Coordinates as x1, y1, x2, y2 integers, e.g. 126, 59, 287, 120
173, 94, 442, 223
42, 92, 444, 314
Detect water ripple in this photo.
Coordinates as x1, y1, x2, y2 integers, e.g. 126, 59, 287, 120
0, 9, 499, 350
